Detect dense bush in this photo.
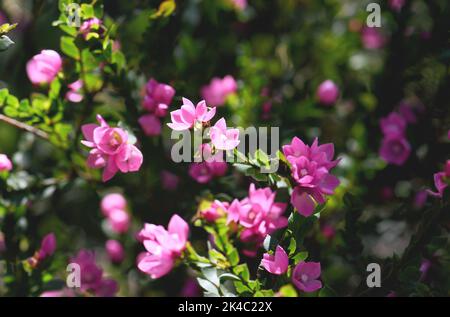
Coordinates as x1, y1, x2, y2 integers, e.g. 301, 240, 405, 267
0, 0, 449, 297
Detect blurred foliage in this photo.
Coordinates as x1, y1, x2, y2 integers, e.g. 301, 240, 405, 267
0, 0, 449, 297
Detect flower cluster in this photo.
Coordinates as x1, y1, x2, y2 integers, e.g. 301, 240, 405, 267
100, 193, 130, 233
283, 137, 340, 217
137, 214, 189, 279
201, 75, 237, 107
260, 245, 322, 293
70, 249, 119, 296
379, 110, 415, 166
81, 114, 143, 182
138, 78, 176, 136
225, 184, 288, 248
167, 98, 239, 180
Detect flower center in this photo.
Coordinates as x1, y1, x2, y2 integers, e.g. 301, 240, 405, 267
300, 168, 308, 176
301, 274, 309, 282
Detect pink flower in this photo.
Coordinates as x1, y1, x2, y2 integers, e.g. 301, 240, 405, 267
283, 137, 340, 217
292, 261, 322, 293
79, 18, 102, 39
282, 137, 339, 170
81, 115, 143, 181
38, 233, 56, 260
26, 50, 62, 85
380, 112, 407, 137
361, 27, 386, 50
261, 246, 289, 275
101, 193, 127, 217
316, 80, 339, 105
70, 250, 118, 296
199, 200, 229, 222
138, 114, 162, 136
65, 80, 84, 103
107, 208, 130, 233
427, 171, 447, 198
0, 154, 12, 172
161, 170, 180, 191
189, 161, 228, 184
226, 184, 288, 245
142, 79, 175, 116
389, 0, 405, 12
167, 98, 216, 131
230, 0, 247, 11
137, 214, 189, 279
201, 75, 238, 107
210, 118, 240, 151
379, 135, 411, 166
105, 240, 125, 263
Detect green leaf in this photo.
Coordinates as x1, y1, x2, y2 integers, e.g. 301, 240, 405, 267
49, 79, 61, 100
60, 36, 80, 59
233, 264, 250, 281
150, 0, 176, 19
278, 284, 297, 297
81, 4, 95, 19
0, 88, 9, 105
197, 278, 220, 296
0, 35, 14, 52
219, 273, 241, 282
201, 267, 220, 286
81, 49, 98, 71
254, 149, 269, 166
292, 251, 308, 264
287, 237, 297, 255
227, 248, 240, 266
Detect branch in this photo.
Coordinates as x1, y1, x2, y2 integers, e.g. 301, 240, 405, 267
0, 114, 49, 140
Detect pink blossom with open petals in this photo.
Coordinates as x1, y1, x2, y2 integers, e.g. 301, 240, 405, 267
137, 214, 189, 279
210, 118, 240, 151
225, 184, 288, 246
142, 79, 175, 116
70, 249, 119, 296
283, 137, 340, 216
26, 50, 62, 85
81, 115, 143, 182
427, 172, 447, 198
167, 98, 216, 131
292, 261, 322, 293
379, 135, 411, 166
261, 246, 289, 275
200, 200, 229, 222
0, 154, 12, 172
201, 75, 238, 107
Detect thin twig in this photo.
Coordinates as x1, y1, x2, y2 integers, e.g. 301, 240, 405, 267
0, 114, 49, 140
